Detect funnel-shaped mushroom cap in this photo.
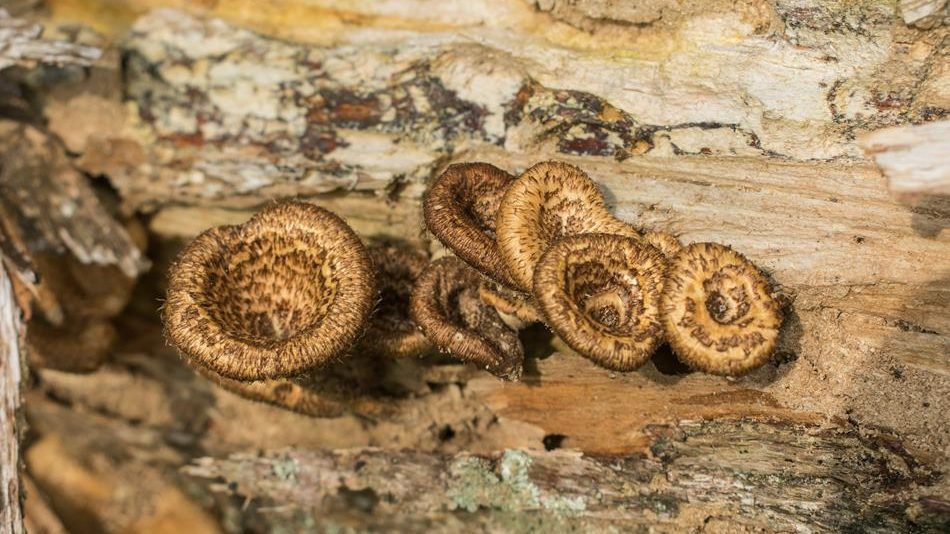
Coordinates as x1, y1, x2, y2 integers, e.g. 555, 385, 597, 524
496, 161, 640, 291
360, 242, 431, 358
163, 201, 375, 381
533, 234, 665, 371
423, 162, 518, 287
661, 242, 784, 376
409, 257, 524, 381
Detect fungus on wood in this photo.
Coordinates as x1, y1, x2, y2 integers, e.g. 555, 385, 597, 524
533, 234, 666, 371
359, 242, 431, 359
661, 242, 784, 376
423, 162, 519, 288
644, 231, 683, 260
478, 282, 542, 327
409, 257, 524, 381
496, 161, 640, 292
163, 201, 376, 381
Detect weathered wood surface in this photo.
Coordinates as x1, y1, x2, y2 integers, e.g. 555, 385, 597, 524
182, 420, 943, 533
0, 122, 148, 278
26, 342, 950, 533
860, 120, 950, 196
0, 8, 100, 70
0, 265, 25, 534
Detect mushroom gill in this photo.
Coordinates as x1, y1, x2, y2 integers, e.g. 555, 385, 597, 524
533, 234, 665, 372
423, 162, 518, 288
496, 161, 640, 292
359, 241, 432, 358
163, 201, 376, 381
409, 257, 524, 381
660, 242, 784, 376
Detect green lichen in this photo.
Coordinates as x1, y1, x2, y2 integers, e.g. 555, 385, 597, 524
446, 450, 587, 516
271, 455, 299, 481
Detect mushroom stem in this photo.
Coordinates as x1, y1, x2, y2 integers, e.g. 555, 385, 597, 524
478, 281, 541, 328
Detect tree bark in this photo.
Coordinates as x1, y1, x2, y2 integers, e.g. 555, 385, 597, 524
0, 265, 25, 534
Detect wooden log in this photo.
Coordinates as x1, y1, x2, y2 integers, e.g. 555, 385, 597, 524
0, 265, 25, 534
182, 420, 945, 533
0, 9, 100, 70
13, 3, 950, 531
860, 120, 950, 197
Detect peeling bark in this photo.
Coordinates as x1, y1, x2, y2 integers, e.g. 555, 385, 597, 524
0, 9, 100, 70
860, 120, 950, 196
0, 265, 25, 534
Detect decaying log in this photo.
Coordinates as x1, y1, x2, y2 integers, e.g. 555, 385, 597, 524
0, 9, 100, 70
182, 420, 943, 533
860, 120, 950, 196
0, 122, 147, 278
11, 2, 950, 531
0, 265, 25, 534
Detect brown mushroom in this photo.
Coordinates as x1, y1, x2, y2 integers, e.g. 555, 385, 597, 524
423, 162, 519, 288
190, 362, 350, 418
27, 317, 117, 373
163, 201, 376, 381
644, 231, 683, 259
496, 161, 640, 292
478, 281, 542, 326
533, 233, 665, 371
409, 257, 524, 381
358, 241, 432, 358
25, 253, 136, 372
660, 242, 784, 376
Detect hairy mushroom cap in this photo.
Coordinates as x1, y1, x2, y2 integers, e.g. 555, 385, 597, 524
409, 257, 524, 381
533, 233, 665, 371
478, 282, 541, 326
359, 242, 432, 358
423, 162, 518, 287
661, 242, 784, 376
163, 201, 376, 381
644, 231, 683, 259
496, 161, 640, 291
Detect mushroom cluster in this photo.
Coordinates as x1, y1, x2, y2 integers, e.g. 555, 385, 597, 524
422, 161, 785, 377
165, 202, 445, 416
164, 162, 787, 413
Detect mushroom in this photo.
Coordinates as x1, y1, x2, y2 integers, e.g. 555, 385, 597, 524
27, 317, 117, 373
25, 253, 136, 373
496, 161, 640, 292
660, 242, 784, 376
478, 281, 542, 327
358, 241, 432, 358
190, 362, 350, 418
644, 231, 683, 259
409, 257, 524, 381
532, 233, 665, 371
163, 201, 376, 381
423, 162, 518, 288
